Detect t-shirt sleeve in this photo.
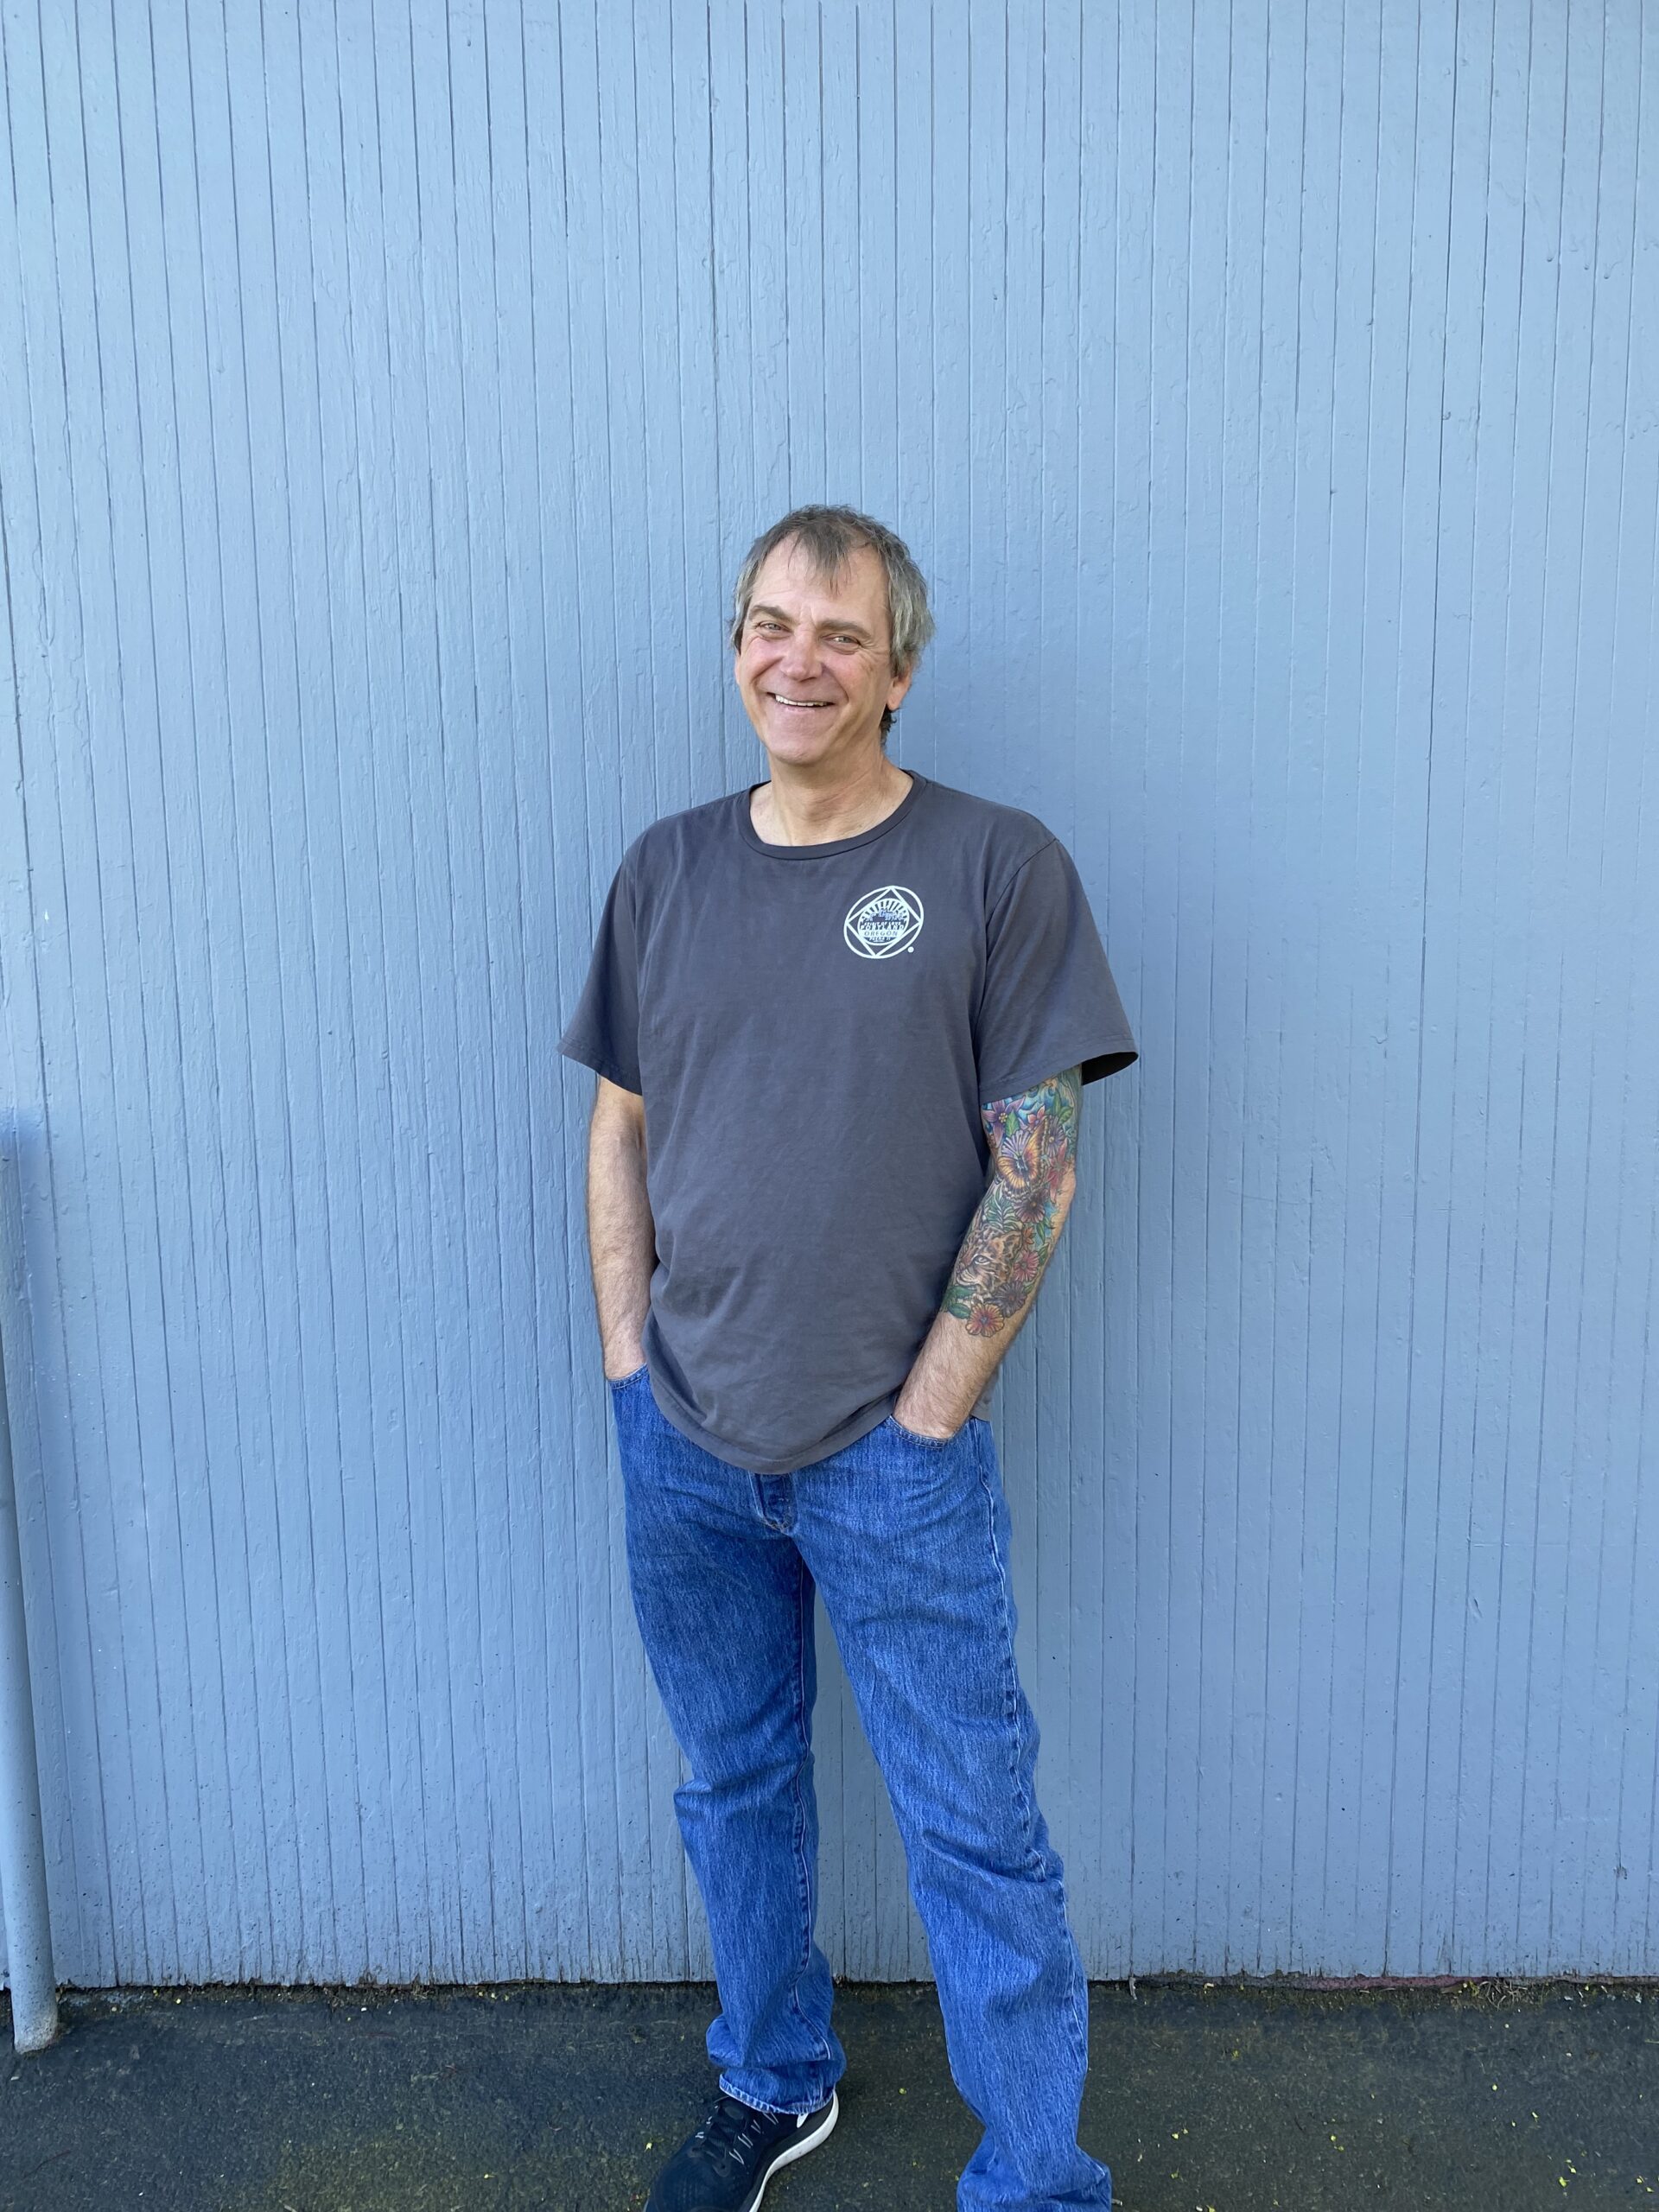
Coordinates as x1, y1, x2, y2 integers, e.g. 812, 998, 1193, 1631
557, 853, 643, 1094
974, 836, 1138, 1107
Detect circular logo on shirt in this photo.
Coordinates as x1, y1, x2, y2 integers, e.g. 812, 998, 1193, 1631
844, 884, 925, 958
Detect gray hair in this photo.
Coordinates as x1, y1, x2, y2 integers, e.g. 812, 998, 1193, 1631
729, 505, 935, 737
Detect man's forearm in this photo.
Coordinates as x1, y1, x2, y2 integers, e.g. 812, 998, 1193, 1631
893, 1068, 1082, 1437
585, 1080, 657, 1377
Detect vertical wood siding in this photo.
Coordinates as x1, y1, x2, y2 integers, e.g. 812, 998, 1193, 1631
1, 0, 1654, 1984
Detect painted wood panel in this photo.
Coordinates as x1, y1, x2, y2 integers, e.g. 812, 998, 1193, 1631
0, 0, 1653, 1984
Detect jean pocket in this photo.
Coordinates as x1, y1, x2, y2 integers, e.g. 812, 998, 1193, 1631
884, 1411, 961, 1449
607, 1363, 649, 1391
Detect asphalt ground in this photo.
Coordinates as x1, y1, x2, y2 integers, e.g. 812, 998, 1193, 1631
2, 1978, 1653, 2212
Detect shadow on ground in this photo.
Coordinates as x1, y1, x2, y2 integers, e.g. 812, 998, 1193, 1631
2, 1978, 1654, 2211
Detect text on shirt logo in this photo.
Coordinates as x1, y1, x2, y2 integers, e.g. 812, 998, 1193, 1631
843, 885, 925, 959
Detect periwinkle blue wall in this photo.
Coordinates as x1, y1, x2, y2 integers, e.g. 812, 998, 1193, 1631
1, 1, 1655, 1985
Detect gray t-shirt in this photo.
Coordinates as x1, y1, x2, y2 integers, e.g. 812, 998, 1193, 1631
558, 770, 1137, 1474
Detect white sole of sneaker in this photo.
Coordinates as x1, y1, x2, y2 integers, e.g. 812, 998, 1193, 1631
747, 2089, 839, 2210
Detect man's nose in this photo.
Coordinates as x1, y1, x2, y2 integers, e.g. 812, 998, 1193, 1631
779, 627, 823, 679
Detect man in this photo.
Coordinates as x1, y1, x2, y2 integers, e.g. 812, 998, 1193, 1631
558, 505, 1137, 2212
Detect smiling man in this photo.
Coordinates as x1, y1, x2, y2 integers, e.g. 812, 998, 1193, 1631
558, 505, 1137, 2212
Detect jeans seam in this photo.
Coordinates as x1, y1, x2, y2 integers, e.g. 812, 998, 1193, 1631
976, 1442, 1044, 1879
1069, 1939, 1090, 2080
1053, 1865, 1089, 2084
785, 1554, 835, 2069
975, 1427, 1092, 2094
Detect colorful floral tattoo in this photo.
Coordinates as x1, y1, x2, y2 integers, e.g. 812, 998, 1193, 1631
944, 1068, 1083, 1336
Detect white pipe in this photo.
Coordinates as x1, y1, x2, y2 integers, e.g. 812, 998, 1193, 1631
0, 1308, 57, 2053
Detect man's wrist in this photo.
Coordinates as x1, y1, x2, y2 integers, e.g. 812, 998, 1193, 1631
893, 1408, 958, 1440
893, 1378, 972, 1440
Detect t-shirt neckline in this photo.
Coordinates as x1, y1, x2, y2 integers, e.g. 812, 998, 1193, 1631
736, 769, 928, 860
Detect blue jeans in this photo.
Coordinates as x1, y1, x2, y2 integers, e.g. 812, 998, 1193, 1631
608, 1364, 1113, 2212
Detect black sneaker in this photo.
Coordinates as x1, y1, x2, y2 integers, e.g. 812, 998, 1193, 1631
645, 2087, 839, 2211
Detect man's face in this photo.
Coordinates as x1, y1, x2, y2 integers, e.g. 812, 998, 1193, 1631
734, 537, 915, 768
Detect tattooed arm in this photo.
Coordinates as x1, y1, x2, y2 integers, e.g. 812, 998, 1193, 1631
892, 1067, 1084, 1439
